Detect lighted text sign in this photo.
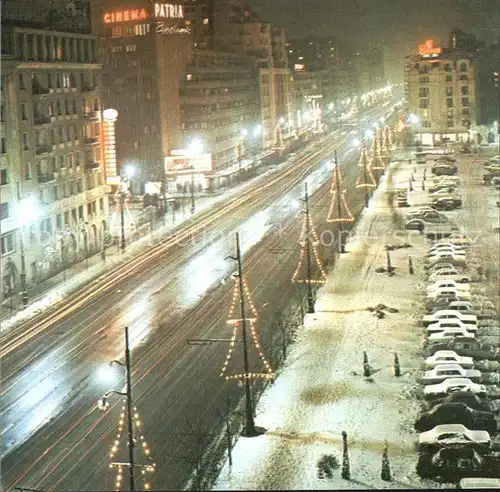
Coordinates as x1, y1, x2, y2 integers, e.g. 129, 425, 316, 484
104, 9, 148, 24
154, 3, 183, 19
418, 40, 442, 56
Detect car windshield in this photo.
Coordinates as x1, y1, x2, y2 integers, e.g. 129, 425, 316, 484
437, 433, 471, 442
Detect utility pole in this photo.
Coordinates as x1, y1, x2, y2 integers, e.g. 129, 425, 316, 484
162, 177, 168, 226
120, 192, 126, 253
235, 232, 257, 437
362, 139, 370, 208
16, 184, 28, 306
334, 149, 345, 254
304, 183, 315, 314
124, 326, 136, 492
190, 170, 195, 215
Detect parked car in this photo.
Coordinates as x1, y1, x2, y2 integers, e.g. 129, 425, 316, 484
425, 225, 461, 240
429, 391, 493, 413
425, 337, 498, 360
427, 289, 471, 302
447, 233, 473, 246
405, 218, 428, 230
426, 295, 461, 311
432, 165, 458, 176
427, 281, 470, 292
459, 478, 500, 489
428, 327, 476, 341
428, 253, 466, 266
428, 263, 464, 274
423, 378, 487, 397
428, 248, 466, 259
429, 242, 465, 251
420, 364, 481, 384
415, 401, 496, 432
422, 310, 478, 327
424, 351, 474, 369
418, 424, 491, 453
434, 198, 461, 210
416, 448, 485, 481
427, 320, 477, 334
428, 183, 458, 193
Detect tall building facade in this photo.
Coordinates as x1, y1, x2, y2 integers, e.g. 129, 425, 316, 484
405, 40, 479, 145
0, 21, 109, 302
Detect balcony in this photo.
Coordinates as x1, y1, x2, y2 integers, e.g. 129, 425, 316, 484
32, 85, 50, 95
37, 172, 56, 183
85, 162, 101, 171
82, 86, 97, 93
84, 137, 99, 145
35, 145, 52, 155
34, 116, 51, 126
83, 111, 99, 119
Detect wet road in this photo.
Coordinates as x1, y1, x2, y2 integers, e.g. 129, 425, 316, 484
1, 104, 396, 491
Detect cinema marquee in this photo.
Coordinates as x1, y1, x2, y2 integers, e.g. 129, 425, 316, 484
103, 4, 183, 24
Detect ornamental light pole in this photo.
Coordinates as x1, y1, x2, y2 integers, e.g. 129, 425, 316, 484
16, 188, 39, 306
118, 165, 135, 253
187, 138, 203, 215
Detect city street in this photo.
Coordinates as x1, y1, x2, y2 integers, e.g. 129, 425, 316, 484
0, 104, 396, 491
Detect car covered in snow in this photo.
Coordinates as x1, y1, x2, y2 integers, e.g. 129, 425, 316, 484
427, 320, 477, 334
420, 364, 481, 384
427, 250, 467, 261
428, 327, 476, 341
427, 253, 466, 267
429, 391, 493, 413
422, 310, 478, 327
428, 242, 466, 253
424, 338, 498, 360
416, 448, 485, 481
418, 424, 491, 453
446, 233, 473, 246
423, 378, 486, 397
427, 280, 470, 293
414, 402, 497, 434
424, 351, 474, 369
426, 289, 471, 301
428, 270, 471, 284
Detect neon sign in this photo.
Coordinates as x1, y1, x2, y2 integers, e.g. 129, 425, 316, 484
418, 40, 442, 56
103, 9, 148, 24
154, 3, 184, 19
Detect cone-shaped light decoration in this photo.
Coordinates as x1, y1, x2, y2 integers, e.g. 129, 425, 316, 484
384, 125, 394, 150
327, 165, 355, 223
292, 211, 327, 284
370, 135, 386, 171
220, 277, 274, 381
356, 140, 377, 189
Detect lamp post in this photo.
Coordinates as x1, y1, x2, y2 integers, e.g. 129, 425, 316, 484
187, 139, 203, 215
16, 190, 39, 306
118, 166, 135, 253
99, 326, 136, 492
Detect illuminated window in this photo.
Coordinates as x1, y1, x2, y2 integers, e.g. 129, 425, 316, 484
186, 74, 192, 81
126, 44, 136, 52
203, 18, 209, 24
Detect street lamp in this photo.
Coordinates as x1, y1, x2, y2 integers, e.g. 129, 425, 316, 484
98, 326, 136, 492
16, 193, 39, 306
118, 167, 134, 253
187, 139, 203, 215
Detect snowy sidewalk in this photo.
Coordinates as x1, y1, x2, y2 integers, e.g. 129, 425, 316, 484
214, 160, 434, 490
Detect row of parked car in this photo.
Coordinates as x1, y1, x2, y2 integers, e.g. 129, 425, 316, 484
481, 154, 500, 187
407, 158, 500, 486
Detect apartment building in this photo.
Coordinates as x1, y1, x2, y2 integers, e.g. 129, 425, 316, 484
0, 21, 109, 302
405, 40, 479, 145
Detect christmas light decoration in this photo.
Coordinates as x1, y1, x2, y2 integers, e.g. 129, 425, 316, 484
220, 278, 275, 381
356, 141, 376, 189
109, 403, 156, 491
384, 125, 394, 150
326, 165, 354, 223
376, 127, 384, 152
370, 134, 386, 172
291, 209, 327, 284
273, 122, 285, 149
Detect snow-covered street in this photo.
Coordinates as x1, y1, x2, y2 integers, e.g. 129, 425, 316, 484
214, 159, 435, 490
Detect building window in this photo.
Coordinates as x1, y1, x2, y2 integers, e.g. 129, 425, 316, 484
445, 87, 453, 97
447, 120, 454, 127
62, 73, 71, 88
0, 202, 9, 220
462, 119, 470, 128
19, 73, 26, 89
419, 99, 429, 109
419, 76, 429, 83
444, 64, 451, 72
0, 169, 7, 185
1, 233, 15, 255
0, 138, 5, 154
459, 74, 468, 81
446, 98, 454, 108
459, 62, 468, 72
125, 44, 136, 52
22, 133, 29, 150
203, 18, 209, 24
446, 75, 452, 82
460, 86, 469, 95
418, 87, 429, 97
56, 213, 63, 228
462, 108, 470, 115
24, 161, 31, 180
461, 97, 469, 106
0, 104, 4, 122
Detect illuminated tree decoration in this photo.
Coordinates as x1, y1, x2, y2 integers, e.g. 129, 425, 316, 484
291, 211, 328, 284
108, 404, 156, 491
274, 122, 285, 149
356, 141, 377, 189
326, 165, 354, 223
384, 124, 394, 150
370, 134, 386, 171
376, 126, 384, 150
220, 278, 275, 381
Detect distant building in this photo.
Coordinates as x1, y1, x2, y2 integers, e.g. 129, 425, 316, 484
0, 20, 109, 302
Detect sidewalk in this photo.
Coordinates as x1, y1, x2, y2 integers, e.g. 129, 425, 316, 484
0, 138, 331, 332
213, 157, 439, 489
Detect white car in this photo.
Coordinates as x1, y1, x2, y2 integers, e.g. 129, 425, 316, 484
427, 320, 477, 333
427, 288, 471, 301
423, 378, 486, 397
447, 233, 473, 245
428, 270, 470, 283
428, 251, 466, 263
419, 424, 491, 451
422, 310, 477, 327
428, 327, 476, 340
424, 350, 474, 369
428, 243, 465, 253
421, 364, 481, 384
427, 281, 470, 292
428, 249, 466, 259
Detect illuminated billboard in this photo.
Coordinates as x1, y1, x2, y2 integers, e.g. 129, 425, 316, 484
164, 153, 213, 175
104, 4, 183, 24
418, 40, 442, 56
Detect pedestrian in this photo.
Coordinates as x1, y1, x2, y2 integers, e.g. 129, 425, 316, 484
417, 221, 425, 235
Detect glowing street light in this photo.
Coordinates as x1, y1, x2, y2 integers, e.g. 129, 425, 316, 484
407, 113, 420, 124
351, 138, 361, 148
241, 128, 248, 137
365, 129, 374, 140
17, 194, 40, 305
253, 125, 262, 137
123, 164, 136, 178
187, 138, 204, 156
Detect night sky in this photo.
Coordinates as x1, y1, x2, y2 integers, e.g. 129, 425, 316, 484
253, 0, 500, 80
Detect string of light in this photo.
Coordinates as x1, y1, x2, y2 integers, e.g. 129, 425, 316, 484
108, 403, 155, 491
220, 278, 275, 380
356, 143, 376, 189
326, 165, 354, 223
292, 212, 327, 284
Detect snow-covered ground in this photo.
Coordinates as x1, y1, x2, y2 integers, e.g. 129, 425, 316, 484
213, 158, 438, 490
